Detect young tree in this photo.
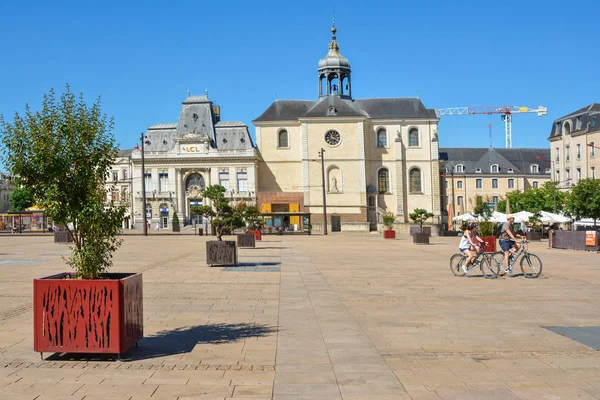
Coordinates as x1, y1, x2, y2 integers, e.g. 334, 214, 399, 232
409, 208, 434, 233
242, 205, 264, 231
9, 186, 33, 211
568, 178, 600, 225
382, 212, 396, 230
191, 185, 244, 240
0, 86, 126, 279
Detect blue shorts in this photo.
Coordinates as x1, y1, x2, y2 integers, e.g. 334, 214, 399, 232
499, 240, 515, 252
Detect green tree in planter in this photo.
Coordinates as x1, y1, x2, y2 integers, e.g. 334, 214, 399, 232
409, 208, 434, 233
9, 186, 33, 211
172, 211, 180, 227
471, 197, 495, 236
0, 86, 127, 279
242, 205, 264, 231
191, 185, 244, 240
382, 212, 396, 230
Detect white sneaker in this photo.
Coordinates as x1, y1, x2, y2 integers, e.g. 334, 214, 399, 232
462, 264, 469, 274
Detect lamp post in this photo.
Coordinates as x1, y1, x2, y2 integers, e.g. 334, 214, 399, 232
318, 148, 328, 235
140, 133, 150, 236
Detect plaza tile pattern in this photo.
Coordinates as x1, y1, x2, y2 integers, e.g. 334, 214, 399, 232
0, 233, 598, 399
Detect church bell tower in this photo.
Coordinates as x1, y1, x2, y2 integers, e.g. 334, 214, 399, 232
318, 22, 352, 99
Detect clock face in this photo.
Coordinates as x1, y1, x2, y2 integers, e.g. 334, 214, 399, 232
324, 130, 341, 146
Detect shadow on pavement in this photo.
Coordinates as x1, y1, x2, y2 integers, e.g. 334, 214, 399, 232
46, 323, 277, 362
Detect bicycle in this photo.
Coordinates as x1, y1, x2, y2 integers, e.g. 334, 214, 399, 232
492, 239, 543, 278
449, 242, 501, 279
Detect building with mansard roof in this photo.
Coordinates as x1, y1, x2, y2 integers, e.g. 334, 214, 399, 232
548, 103, 600, 184
111, 94, 258, 230
439, 147, 551, 222
253, 23, 442, 232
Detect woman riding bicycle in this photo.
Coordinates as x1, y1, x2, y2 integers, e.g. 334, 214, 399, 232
458, 222, 485, 273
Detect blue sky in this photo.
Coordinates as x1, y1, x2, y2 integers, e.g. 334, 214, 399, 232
1, 0, 598, 155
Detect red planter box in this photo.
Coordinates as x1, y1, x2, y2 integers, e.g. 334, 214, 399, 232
34, 272, 143, 356
480, 236, 497, 252
383, 230, 396, 239
248, 230, 262, 241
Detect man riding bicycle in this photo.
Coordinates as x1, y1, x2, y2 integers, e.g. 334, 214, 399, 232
498, 215, 524, 274
458, 222, 485, 273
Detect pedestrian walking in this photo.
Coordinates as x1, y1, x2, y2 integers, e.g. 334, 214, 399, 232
155, 222, 160, 232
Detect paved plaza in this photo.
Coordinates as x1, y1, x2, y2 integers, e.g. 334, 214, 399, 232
0, 233, 599, 400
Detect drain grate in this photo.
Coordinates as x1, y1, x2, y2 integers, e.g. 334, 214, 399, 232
544, 326, 600, 350
222, 267, 280, 272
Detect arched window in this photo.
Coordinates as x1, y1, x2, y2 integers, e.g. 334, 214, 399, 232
145, 203, 152, 219
408, 128, 419, 147
563, 121, 571, 135
186, 173, 205, 191
409, 168, 422, 193
378, 168, 389, 193
278, 129, 289, 148
531, 164, 539, 173
532, 181, 539, 189
456, 164, 464, 173
491, 164, 499, 173
377, 128, 387, 147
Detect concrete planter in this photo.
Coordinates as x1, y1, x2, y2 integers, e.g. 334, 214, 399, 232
248, 230, 262, 241
237, 233, 256, 248
34, 272, 143, 358
480, 236, 497, 252
413, 233, 430, 244
53, 231, 73, 243
206, 241, 237, 266
172, 225, 180, 232
383, 230, 396, 239
526, 231, 542, 241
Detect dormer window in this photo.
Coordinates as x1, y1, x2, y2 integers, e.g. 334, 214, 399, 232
531, 164, 539, 173
327, 106, 337, 116
475, 168, 482, 173
507, 168, 514, 173
564, 121, 572, 135
455, 164, 464, 173
491, 164, 499, 173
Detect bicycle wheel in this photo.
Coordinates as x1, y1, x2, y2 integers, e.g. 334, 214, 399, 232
450, 253, 466, 276
520, 253, 543, 278
481, 256, 499, 279
491, 251, 507, 271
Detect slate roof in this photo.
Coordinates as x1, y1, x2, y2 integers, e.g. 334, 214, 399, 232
254, 97, 437, 121
439, 148, 551, 176
549, 103, 600, 138
117, 149, 132, 157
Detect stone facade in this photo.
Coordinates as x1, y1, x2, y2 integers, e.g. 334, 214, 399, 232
254, 25, 442, 232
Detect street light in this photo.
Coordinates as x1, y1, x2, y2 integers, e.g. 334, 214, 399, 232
140, 133, 151, 236
318, 148, 328, 235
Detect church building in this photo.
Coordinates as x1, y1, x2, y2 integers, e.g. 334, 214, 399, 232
254, 24, 442, 232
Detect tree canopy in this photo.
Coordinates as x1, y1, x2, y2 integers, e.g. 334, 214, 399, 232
9, 187, 33, 211
567, 178, 600, 224
497, 182, 568, 214
0, 85, 126, 279
191, 185, 244, 240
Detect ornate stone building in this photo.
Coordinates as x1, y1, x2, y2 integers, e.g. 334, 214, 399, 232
253, 24, 442, 232
119, 94, 258, 229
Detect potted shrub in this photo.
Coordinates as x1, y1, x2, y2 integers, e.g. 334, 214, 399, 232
472, 197, 496, 251
172, 211, 180, 232
478, 221, 497, 252
409, 208, 434, 244
243, 205, 263, 241
192, 185, 244, 266
382, 212, 396, 239
235, 203, 256, 248
525, 212, 542, 241
1, 86, 143, 358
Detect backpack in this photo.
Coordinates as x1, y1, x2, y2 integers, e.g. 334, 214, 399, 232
495, 224, 504, 238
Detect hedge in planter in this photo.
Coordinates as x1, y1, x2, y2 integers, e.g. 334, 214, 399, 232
409, 208, 434, 245
382, 212, 396, 239
192, 185, 244, 266
1, 86, 142, 358
243, 205, 263, 241
172, 211, 180, 232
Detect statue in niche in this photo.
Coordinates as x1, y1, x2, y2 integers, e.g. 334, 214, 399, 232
330, 176, 339, 193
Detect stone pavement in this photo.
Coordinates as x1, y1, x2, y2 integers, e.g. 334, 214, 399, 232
0, 233, 599, 399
